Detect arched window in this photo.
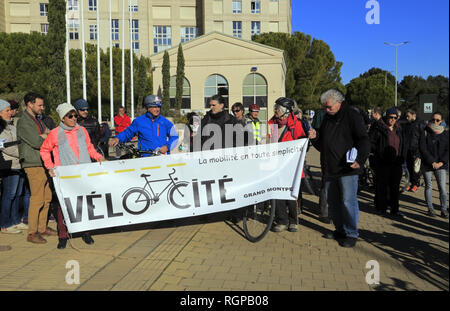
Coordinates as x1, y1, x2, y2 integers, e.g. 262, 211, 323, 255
242, 73, 267, 108
169, 76, 191, 109
204, 74, 229, 108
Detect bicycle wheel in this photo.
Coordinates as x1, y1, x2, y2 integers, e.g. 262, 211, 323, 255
122, 188, 151, 215
399, 169, 410, 193
243, 199, 275, 243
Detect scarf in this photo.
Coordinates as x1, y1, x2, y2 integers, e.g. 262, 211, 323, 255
58, 122, 92, 166
429, 123, 444, 135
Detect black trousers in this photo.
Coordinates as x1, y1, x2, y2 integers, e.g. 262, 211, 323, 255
374, 162, 402, 213
275, 200, 298, 225
406, 150, 421, 187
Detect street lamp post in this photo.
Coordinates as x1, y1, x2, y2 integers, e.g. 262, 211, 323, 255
384, 41, 409, 107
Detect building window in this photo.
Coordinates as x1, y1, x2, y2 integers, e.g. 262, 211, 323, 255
232, 21, 242, 38
251, 21, 261, 36
131, 19, 139, 51
114, 43, 120, 48
181, 27, 198, 43
169, 76, 191, 109
204, 74, 229, 108
112, 19, 119, 41
129, 0, 138, 12
68, 0, 78, 11
88, 0, 97, 11
89, 24, 97, 40
153, 26, 172, 53
68, 19, 79, 40
243, 73, 267, 108
251, 0, 261, 14
232, 0, 242, 14
40, 3, 48, 16
40, 23, 48, 35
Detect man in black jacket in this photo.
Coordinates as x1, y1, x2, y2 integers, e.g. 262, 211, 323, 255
404, 109, 426, 192
74, 98, 101, 151
310, 89, 370, 248
200, 94, 238, 151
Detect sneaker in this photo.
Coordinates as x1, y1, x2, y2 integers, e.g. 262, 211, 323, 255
391, 211, 405, 219
323, 230, 346, 240
41, 227, 57, 236
82, 233, 94, 245
410, 185, 418, 193
57, 238, 68, 249
319, 216, 331, 224
15, 223, 29, 230
428, 209, 437, 217
272, 224, 288, 232
27, 233, 47, 244
1, 226, 22, 234
405, 186, 411, 191
441, 210, 449, 220
339, 237, 358, 248
288, 224, 298, 232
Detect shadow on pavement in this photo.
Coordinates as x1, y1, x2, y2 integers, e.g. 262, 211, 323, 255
359, 229, 449, 291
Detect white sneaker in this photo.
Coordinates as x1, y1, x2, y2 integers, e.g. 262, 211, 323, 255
15, 223, 29, 230
1, 226, 22, 234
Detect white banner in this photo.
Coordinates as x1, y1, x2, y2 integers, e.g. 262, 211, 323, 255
53, 139, 309, 233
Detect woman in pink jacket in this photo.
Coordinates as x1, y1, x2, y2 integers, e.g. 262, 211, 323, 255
40, 103, 105, 249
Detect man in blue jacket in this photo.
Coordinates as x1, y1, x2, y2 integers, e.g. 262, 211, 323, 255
109, 95, 178, 155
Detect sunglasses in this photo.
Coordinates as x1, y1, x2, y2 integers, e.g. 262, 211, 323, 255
78, 108, 88, 112
232, 110, 241, 113
387, 116, 398, 120
431, 118, 442, 122
66, 114, 78, 119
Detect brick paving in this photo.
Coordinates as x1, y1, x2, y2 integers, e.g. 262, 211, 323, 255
0, 148, 448, 291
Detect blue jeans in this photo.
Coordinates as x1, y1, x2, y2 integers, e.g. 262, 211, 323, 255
1, 170, 25, 228
325, 174, 360, 238
21, 178, 31, 221
424, 169, 448, 212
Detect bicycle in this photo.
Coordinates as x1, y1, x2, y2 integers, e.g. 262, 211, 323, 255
122, 168, 189, 214
242, 199, 276, 243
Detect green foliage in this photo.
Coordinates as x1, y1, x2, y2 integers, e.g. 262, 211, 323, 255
175, 44, 185, 116
252, 32, 344, 110
345, 68, 396, 111
47, 0, 67, 113
398, 75, 448, 117
162, 51, 171, 116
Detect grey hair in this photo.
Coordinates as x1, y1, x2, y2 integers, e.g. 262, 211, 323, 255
320, 89, 345, 105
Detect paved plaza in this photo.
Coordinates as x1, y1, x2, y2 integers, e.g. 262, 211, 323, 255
0, 148, 448, 291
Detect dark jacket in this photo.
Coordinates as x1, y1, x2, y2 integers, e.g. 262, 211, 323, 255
368, 118, 406, 166
200, 110, 238, 150
78, 115, 101, 147
419, 126, 449, 171
403, 118, 426, 153
312, 102, 370, 180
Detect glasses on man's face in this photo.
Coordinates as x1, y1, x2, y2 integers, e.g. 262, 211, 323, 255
66, 114, 78, 119
431, 118, 442, 123
388, 115, 398, 120
79, 108, 88, 112
232, 110, 241, 113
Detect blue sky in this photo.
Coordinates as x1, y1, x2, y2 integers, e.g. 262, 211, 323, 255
292, 0, 449, 84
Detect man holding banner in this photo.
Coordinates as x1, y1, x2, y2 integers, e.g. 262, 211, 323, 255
310, 89, 370, 248
109, 95, 178, 155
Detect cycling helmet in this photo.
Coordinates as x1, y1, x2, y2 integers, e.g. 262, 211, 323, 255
275, 97, 295, 112
249, 104, 260, 112
143, 95, 162, 108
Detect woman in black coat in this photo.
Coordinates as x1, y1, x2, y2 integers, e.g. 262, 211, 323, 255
419, 112, 449, 219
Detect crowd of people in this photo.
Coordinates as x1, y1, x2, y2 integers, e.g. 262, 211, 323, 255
0, 89, 448, 252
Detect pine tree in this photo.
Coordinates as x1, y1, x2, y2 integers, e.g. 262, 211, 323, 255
175, 44, 185, 116
161, 50, 170, 116
47, 0, 67, 111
